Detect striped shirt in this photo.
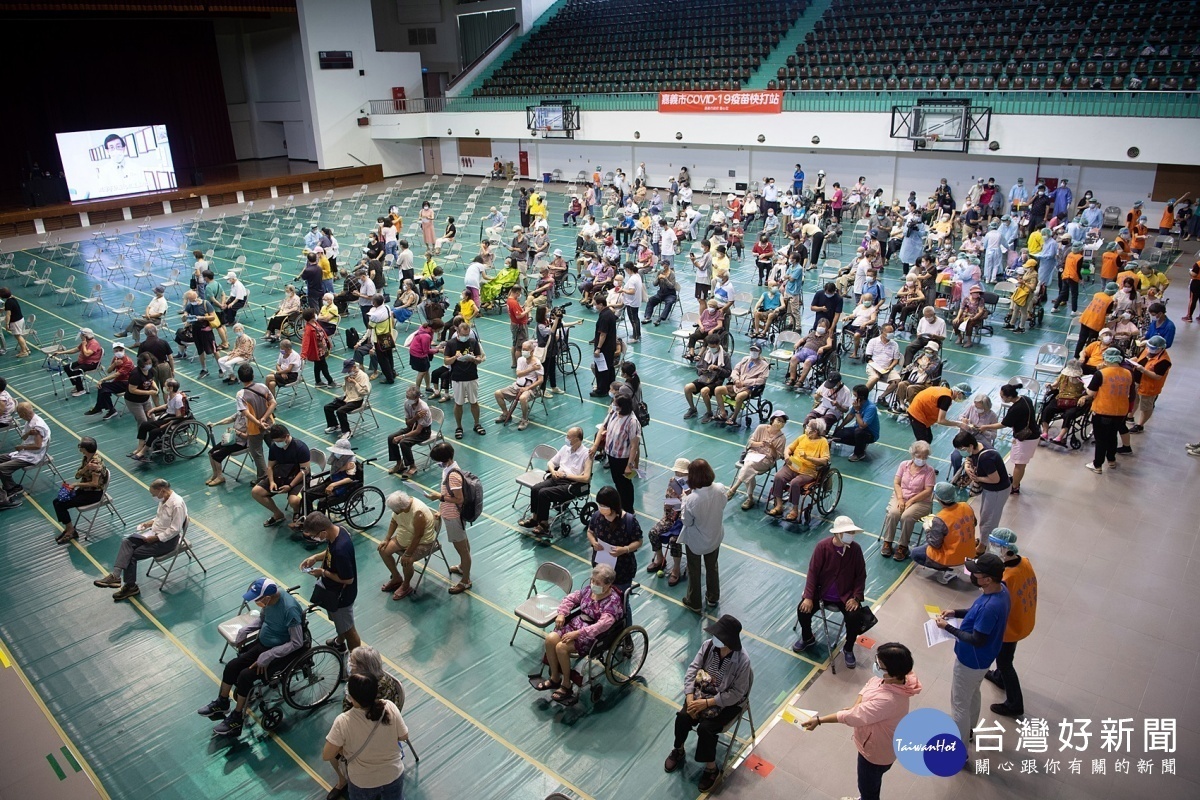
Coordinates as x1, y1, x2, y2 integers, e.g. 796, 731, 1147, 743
603, 413, 641, 459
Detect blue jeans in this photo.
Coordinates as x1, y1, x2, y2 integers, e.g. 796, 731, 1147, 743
857, 753, 891, 800
349, 773, 404, 800
909, 544, 950, 572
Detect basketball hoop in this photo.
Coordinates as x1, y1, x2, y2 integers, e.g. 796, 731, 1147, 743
925, 133, 941, 144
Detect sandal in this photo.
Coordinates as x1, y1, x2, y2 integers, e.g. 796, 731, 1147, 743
448, 580, 472, 595
784, 509, 799, 522
550, 687, 575, 703
473, 424, 487, 436
381, 578, 403, 593
517, 420, 528, 431
205, 477, 226, 487
449, 565, 462, 576
645, 559, 665, 574
392, 584, 416, 601
263, 516, 284, 527
533, 678, 561, 692
455, 427, 464, 439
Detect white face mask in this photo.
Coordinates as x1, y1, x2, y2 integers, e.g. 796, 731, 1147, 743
912, 457, 927, 467
840, 532, 857, 546
1101, 335, 1113, 343
816, 326, 827, 336
711, 635, 726, 649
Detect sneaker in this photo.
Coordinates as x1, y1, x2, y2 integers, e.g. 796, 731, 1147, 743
1084, 463, 1103, 475
1116, 446, 1133, 455
93, 572, 122, 588
0, 499, 23, 511
197, 698, 231, 718
112, 584, 141, 601
324, 425, 341, 434
325, 637, 347, 653
102, 410, 119, 421
791, 635, 817, 654
990, 702, 1024, 718
842, 648, 857, 669
700, 412, 714, 423
198, 370, 209, 378
552, 387, 565, 395
892, 545, 910, 562
213, 711, 244, 737
1128, 424, 1144, 434
936, 569, 956, 584
83, 408, 102, 416
71, 389, 87, 397
880, 541, 894, 558
114, 332, 129, 338
664, 747, 685, 773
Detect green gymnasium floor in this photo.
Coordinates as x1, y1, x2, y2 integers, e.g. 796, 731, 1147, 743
0, 178, 1102, 800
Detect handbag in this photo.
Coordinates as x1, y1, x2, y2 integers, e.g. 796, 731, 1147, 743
57, 482, 76, 503
376, 320, 396, 353
221, 428, 238, 446
634, 400, 651, 427
310, 579, 343, 613
856, 603, 879, 634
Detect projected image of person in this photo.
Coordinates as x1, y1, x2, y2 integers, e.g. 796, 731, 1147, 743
91, 134, 142, 198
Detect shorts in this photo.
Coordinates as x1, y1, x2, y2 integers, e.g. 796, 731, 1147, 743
443, 515, 468, 543
793, 347, 819, 364
409, 355, 431, 373
499, 384, 535, 402
274, 371, 299, 386
510, 322, 529, 347
192, 328, 216, 355
329, 604, 356, 637
1009, 437, 1038, 466
452, 379, 479, 405
866, 364, 899, 383
1137, 395, 1158, 415
8, 319, 26, 336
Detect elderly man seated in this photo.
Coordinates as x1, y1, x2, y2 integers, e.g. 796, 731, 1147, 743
784, 323, 836, 390
378, 490, 440, 600
805, 371, 853, 431
533, 563, 624, 706
713, 344, 770, 428
494, 340, 544, 431
0, 402, 51, 510
683, 334, 731, 423
792, 515, 868, 668
903, 306, 947, 365
115, 284, 169, 344
91, 478, 186, 601
519, 426, 593, 541
197, 577, 304, 737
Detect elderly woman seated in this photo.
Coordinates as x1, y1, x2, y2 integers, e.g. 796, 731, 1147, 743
1039, 359, 1089, 445
726, 411, 788, 511
318, 292, 341, 335
949, 394, 999, 476
265, 285, 302, 343
766, 418, 830, 521
879, 440, 937, 561
326, 644, 411, 797
881, 341, 942, 411
378, 490, 440, 600
392, 280, 420, 326
535, 563, 624, 705
217, 323, 255, 383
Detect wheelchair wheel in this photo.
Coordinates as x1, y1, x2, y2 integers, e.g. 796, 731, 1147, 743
282, 645, 345, 710
560, 342, 582, 376
815, 468, 843, 516
280, 317, 298, 341
722, 330, 735, 356
757, 398, 774, 424
260, 706, 284, 731
341, 486, 385, 530
169, 420, 211, 460
578, 501, 598, 528
561, 272, 576, 296
604, 625, 648, 686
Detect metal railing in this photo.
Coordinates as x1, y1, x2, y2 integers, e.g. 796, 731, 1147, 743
447, 21, 520, 91
369, 89, 1200, 118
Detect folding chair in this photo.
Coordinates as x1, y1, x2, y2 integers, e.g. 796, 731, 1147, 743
80, 284, 107, 317
32, 267, 56, 294
111, 293, 136, 327
54, 275, 77, 306
794, 601, 848, 674
508, 561, 573, 645
409, 525, 454, 595
407, 407, 445, 470
511, 443, 560, 509
671, 311, 700, 354
1031, 343, 1068, 383
275, 368, 314, 408
730, 292, 753, 330
348, 397, 380, 437
144, 520, 207, 589
15, 453, 67, 492
74, 492, 127, 541
716, 685, 757, 779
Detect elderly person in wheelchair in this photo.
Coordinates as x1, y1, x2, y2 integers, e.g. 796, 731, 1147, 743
726, 411, 788, 511
767, 419, 830, 521
198, 577, 305, 737
879, 341, 942, 412
664, 614, 752, 793
290, 438, 357, 534
128, 379, 189, 463
534, 563, 624, 705
378, 490, 439, 601
264, 284, 303, 343
1038, 358, 1089, 446
712, 344, 770, 429
519, 426, 593, 541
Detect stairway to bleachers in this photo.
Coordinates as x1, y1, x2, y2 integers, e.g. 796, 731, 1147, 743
771, 0, 1198, 92
474, 0, 811, 96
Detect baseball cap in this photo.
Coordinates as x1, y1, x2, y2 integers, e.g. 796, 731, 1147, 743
224, 271, 238, 280
112, 342, 125, 351
342, 358, 357, 374
965, 553, 1006, 580
154, 285, 166, 294
243, 577, 279, 602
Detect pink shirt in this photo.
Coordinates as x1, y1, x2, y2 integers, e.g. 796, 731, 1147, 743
836, 674, 923, 765
894, 460, 936, 501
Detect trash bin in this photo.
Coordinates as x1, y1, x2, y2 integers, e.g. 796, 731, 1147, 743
542, 172, 552, 184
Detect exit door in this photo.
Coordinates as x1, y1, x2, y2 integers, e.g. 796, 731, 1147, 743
421, 138, 442, 176
518, 150, 529, 178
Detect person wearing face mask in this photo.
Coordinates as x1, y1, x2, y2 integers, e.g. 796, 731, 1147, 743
586, 485, 642, 592
911, 482, 978, 584
879, 441, 936, 560
1075, 281, 1118, 357
768, 419, 830, 521
645, 458, 691, 584
679, 459, 728, 612
1079, 327, 1115, 373
519, 426, 593, 541
792, 515, 868, 669
1084, 347, 1135, 474
124, 354, 160, 425
810, 281, 844, 330
844, 292, 882, 361
832, 384, 880, 463
664, 614, 751, 792
981, 529, 1037, 718
713, 345, 770, 428
906, 382, 971, 443
727, 411, 788, 511
785, 324, 836, 390
752, 232, 774, 286
935, 553, 1011, 746
493, 340, 543, 431
802, 642, 921, 800
806, 372, 853, 432
952, 431, 1009, 540
534, 563, 624, 705
1144, 302, 1175, 349
1129, 334, 1171, 433
683, 334, 730, 422
749, 281, 783, 337
387, 386, 434, 478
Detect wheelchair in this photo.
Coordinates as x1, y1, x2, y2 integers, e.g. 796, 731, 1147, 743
145, 402, 212, 463
527, 583, 648, 707
1037, 393, 1094, 450
217, 585, 345, 734
295, 457, 386, 531
777, 464, 844, 527
719, 384, 774, 429
551, 269, 576, 296
797, 345, 842, 393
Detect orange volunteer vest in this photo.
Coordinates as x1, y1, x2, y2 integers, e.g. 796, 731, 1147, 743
1091, 365, 1132, 416
908, 386, 952, 428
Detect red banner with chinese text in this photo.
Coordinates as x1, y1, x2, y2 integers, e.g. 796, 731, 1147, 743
658, 91, 783, 113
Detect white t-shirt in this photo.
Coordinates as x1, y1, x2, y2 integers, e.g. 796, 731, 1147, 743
580, 221, 600, 238
679, 186, 693, 204
660, 228, 677, 256
865, 336, 900, 372
813, 384, 853, 417
11, 414, 50, 464
852, 259, 870, 294
358, 277, 377, 305
917, 316, 947, 339
229, 281, 248, 301
623, 272, 645, 307
850, 303, 877, 327
464, 262, 484, 290
277, 350, 302, 372
146, 295, 168, 317
326, 702, 408, 790
513, 355, 544, 388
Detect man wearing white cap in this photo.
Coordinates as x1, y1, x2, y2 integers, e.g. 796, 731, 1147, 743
198, 576, 305, 736
793, 515, 868, 669
220, 271, 249, 336
115, 284, 168, 343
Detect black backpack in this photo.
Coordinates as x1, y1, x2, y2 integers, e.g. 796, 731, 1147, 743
345, 327, 360, 350
449, 467, 484, 524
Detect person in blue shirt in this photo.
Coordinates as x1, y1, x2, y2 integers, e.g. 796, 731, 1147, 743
936, 554, 1011, 749
793, 164, 805, 195
200, 577, 305, 736
1008, 178, 1030, 210
1050, 179, 1073, 220
1146, 303, 1175, 348
304, 225, 320, 251
832, 384, 879, 462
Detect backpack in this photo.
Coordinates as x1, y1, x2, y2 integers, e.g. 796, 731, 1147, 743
634, 399, 651, 427
345, 327, 360, 350
449, 467, 484, 524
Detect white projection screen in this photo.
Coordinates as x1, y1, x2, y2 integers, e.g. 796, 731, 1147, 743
56, 124, 177, 201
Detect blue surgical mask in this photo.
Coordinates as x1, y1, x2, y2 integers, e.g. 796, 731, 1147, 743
711, 636, 726, 649
457, 334, 470, 343
872, 662, 887, 680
